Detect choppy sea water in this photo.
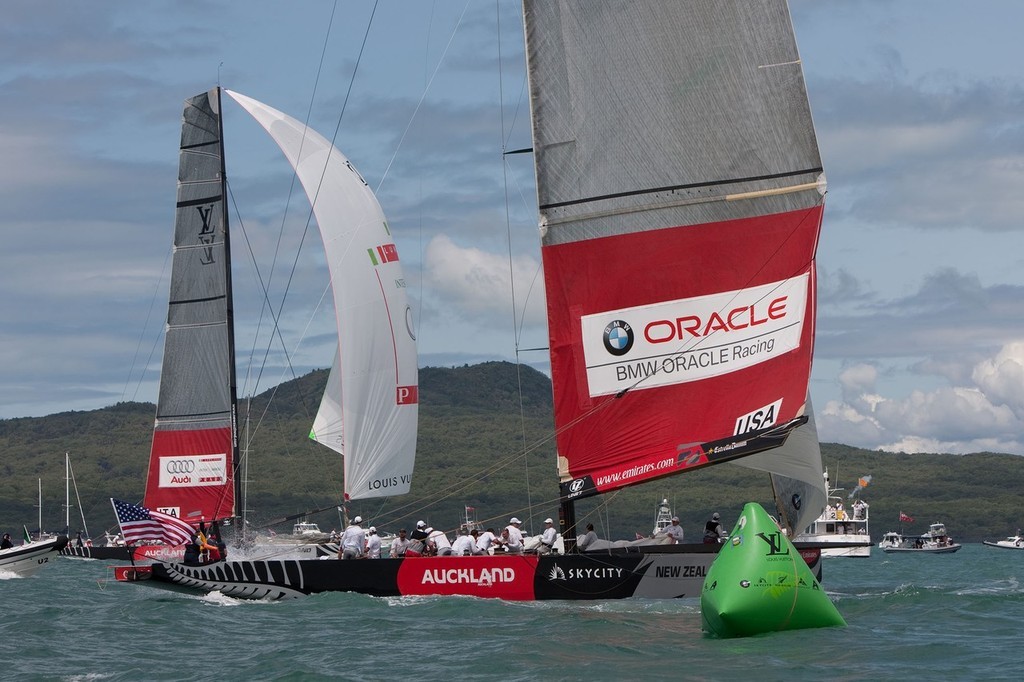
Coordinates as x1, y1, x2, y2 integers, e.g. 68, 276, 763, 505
3, 542, 1022, 681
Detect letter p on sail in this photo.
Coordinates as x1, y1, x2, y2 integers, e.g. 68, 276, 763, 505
397, 385, 418, 405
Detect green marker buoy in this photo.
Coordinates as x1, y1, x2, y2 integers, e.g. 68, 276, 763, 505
701, 502, 846, 638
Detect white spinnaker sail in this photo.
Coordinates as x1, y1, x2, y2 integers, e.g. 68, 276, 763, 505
730, 397, 827, 535
226, 90, 418, 502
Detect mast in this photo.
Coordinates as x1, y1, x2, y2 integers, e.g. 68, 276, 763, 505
65, 452, 70, 533
216, 85, 242, 525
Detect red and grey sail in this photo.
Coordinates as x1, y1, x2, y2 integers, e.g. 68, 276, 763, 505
143, 88, 238, 524
523, 1, 826, 499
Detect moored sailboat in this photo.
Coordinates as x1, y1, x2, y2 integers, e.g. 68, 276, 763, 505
118, 0, 831, 601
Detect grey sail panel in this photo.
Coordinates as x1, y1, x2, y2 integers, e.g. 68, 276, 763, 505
524, 0, 824, 244
157, 90, 232, 426
144, 88, 236, 523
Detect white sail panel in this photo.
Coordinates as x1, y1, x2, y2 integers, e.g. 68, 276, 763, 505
226, 90, 418, 501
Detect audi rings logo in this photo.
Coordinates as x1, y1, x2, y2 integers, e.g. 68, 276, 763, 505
569, 479, 585, 494
165, 460, 196, 474
602, 320, 633, 356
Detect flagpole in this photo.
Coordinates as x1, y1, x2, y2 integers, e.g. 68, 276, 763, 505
110, 498, 138, 569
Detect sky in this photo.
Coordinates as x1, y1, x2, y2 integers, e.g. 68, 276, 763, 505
2, 1, 1023, 457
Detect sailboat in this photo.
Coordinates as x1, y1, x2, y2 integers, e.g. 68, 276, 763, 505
117, 0, 829, 600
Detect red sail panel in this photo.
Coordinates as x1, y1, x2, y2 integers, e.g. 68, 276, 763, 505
544, 207, 822, 494
143, 428, 235, 523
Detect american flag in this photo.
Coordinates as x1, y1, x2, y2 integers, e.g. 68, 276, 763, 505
110, 499, 194, 545
899, 511, 914, 523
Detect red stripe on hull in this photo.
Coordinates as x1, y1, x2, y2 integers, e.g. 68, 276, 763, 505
397, 555, 538, 599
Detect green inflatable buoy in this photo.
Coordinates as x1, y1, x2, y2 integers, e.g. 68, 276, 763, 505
701, 502, 846, 638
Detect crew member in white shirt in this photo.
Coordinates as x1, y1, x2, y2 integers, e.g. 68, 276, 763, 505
365, 526, 381, 558
663, 516, 684, 543
427, 527, 453, 556
451, 528, 478, 556
339, 516, 366, 559
390, 528, 412, 558
476, 528, 497, 554
505, 517, 525, 554
537, 518, 558, 554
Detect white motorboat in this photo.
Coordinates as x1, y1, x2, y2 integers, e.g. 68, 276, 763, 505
0, 534, 69, 577
879, 523, 961, 554
983, 533, 1024, 550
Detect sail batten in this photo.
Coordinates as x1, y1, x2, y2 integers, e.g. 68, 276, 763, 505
539, 167, 823, 212
525, 0, 825, 499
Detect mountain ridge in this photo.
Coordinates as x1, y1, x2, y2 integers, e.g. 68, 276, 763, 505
1, 361, 1021, 542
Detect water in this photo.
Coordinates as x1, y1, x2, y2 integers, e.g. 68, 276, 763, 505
3, 543, 1022, 681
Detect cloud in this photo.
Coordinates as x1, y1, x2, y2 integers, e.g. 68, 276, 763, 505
422, 234, 545, 330
819, 341, 1024, 454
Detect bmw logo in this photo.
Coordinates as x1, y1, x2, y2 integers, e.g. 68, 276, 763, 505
602, 320, 634, 356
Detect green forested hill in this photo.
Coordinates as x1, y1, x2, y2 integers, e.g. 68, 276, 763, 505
1, 361, 1021, 542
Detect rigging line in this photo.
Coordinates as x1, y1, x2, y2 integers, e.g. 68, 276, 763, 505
374, 0, 473, 191
258, 413, 557, 532
250, 1, 379, 447
243, 0, 341, 410
226, 183, 309, 445
123, 245, 171, 403
366, 423, 563, 528
412, 2, 437, 361
494, 0, 534, 528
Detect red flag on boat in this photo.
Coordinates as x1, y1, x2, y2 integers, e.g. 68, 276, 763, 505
899, 511, 914, 523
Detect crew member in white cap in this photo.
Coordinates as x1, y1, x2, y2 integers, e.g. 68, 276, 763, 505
663, 515, 684, 543
537, 517, 558, 554
365, 526, 381, 558
339, 515, 366, 559
505, 517, 524, 554
408, 520, 430, 554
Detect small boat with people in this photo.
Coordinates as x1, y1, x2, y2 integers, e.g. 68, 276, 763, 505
983, 531, 1024, 550
878, 522, 961, 554
0, 531, 69, 577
